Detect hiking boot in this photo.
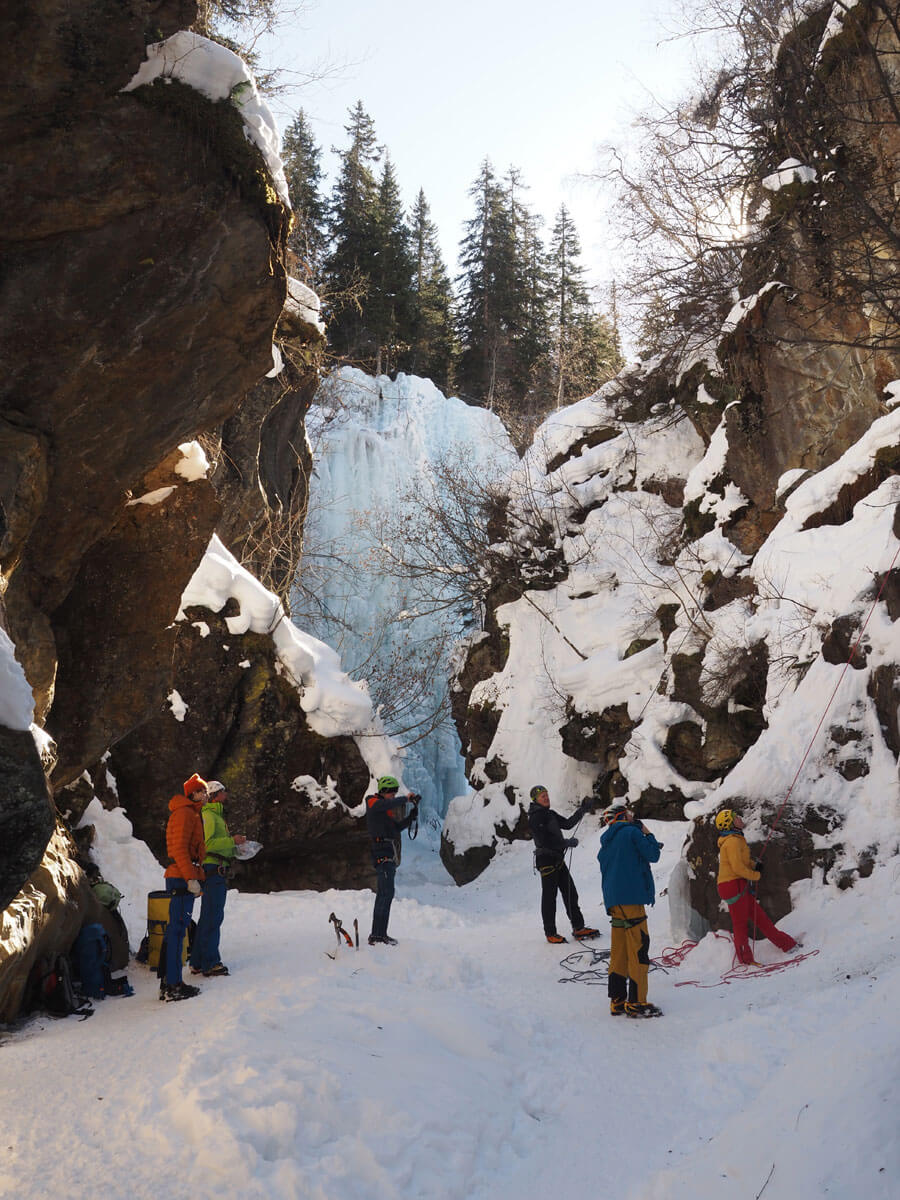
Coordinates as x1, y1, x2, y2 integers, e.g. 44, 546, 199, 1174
624, 1001, 663, 1019
161, 982, 201, 1002
609, 998, 626, 1017
203, 963, 230, 977
573, 927, 600, 940
368, 935, 399, 946
546, 934, 567, 944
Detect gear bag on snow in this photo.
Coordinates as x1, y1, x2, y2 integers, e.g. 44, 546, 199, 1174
26, 952, 93, 1019
71, 922, 134, 999
72, 923, 110, 999
144, 890, 191, 972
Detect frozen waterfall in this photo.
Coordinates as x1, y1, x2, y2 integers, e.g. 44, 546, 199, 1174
297, 368, 517, 833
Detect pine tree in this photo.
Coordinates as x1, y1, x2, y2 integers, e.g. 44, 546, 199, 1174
512, 205, 551, 406
568, 310, 624, 397
546, 205, 623, 406
368, 156, 415, 376
281, 110, 327, 283
547, 204, 590, 408
456, 160, 520, 407
403, 189, 456, 390
322, 101, 382, 363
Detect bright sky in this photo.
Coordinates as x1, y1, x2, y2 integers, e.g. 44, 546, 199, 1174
264, 0, 702, 293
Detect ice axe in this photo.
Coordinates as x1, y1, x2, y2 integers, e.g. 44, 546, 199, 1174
325, 912, 355, 959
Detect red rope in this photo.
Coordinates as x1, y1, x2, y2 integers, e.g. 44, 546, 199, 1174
667, 932, 819, 987
675, 949, 820, 988
653, 940, 699, 968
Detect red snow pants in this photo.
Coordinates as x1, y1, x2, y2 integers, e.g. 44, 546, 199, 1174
718, 880, 796, 964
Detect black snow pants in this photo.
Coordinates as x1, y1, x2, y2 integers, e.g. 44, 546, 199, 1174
539, 860, 584, 936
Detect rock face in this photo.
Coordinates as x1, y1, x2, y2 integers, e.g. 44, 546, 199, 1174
0, 2, 373, 1017
211, 301, 322, 604
45, 453, 222, 789
106, 610, 374, 893
446, 4, 900, 916
0, 727, 55, 912
0, 825, 93, 1023
1, 0, 289, 741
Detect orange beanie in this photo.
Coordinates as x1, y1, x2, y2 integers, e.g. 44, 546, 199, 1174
183, 773, 208, 797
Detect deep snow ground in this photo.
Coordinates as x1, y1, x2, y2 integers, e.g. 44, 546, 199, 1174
1, 821, 897, 1200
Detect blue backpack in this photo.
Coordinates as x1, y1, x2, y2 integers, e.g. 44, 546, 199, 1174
72, 923, 112, 999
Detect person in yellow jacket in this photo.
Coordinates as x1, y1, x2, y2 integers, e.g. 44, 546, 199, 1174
716, 809, 797, 964
188, 780, 246, 978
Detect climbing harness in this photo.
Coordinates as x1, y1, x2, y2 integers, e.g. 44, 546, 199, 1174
609, 912, 648, 930
535, 856, 563, 877
372, 837, 398, 866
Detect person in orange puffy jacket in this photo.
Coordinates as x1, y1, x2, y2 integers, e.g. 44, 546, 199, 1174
716, 809, 796, 964
160, 773, 207, 1001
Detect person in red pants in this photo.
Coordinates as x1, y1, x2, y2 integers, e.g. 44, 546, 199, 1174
715, 809, 797, 964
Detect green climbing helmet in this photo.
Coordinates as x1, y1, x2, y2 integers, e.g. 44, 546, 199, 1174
377, 775, 400, 793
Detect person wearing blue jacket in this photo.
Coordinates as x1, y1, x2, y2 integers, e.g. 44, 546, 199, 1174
597, 804, 663, 1018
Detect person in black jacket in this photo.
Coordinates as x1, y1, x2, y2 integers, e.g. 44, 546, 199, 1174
365, 774, 420, 946
528, 785, 599, 944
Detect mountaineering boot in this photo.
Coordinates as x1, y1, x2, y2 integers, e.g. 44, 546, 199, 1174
546, 934, 567, 944
624, 1001, 663, 1019
189, 967, 204, 976
161, 981, 201, 1002
380, 935, 399, 946
203, 963, 230, 976
609, 998, 626, 1016
368, 935, 399, 946
573, 927, 600, 940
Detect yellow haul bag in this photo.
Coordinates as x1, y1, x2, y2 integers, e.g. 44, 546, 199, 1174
146, 890, 189, 968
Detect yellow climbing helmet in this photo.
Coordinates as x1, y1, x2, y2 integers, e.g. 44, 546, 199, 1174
715, 809, 735, 831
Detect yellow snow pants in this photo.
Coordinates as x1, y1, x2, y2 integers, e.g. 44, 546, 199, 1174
608, 904, 650, 1005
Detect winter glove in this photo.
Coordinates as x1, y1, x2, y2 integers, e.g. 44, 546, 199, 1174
187, 879, 202, 896
565, 837, 579, 848
754, 860, 764, 875
408, 793, 421, 805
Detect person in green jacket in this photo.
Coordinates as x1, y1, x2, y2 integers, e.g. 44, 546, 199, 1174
188, 780, 246, 977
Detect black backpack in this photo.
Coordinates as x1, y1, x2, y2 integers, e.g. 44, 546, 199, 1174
27, 952, 93, 1020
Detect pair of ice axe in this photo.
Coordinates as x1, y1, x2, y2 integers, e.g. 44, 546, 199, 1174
326, 912, 358, 959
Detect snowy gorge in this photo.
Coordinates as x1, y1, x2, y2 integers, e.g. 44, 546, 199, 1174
1, 2, 900, 1199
